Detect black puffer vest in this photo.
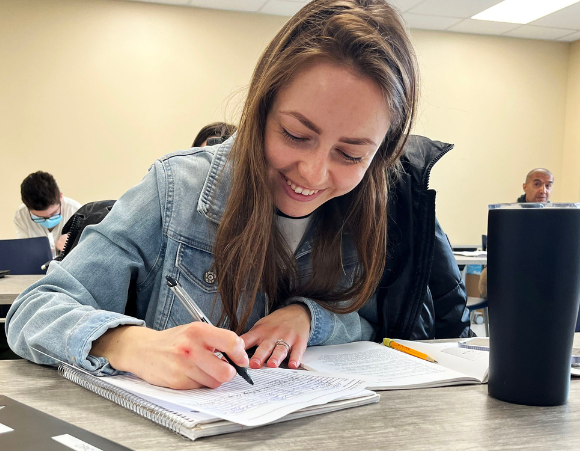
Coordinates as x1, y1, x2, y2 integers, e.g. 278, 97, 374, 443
377, 135, 471, 340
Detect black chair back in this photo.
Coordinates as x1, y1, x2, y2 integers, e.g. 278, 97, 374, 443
0, 237, 52, 275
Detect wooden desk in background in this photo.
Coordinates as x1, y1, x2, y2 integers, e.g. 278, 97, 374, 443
1, 336, 579, 450
0, 274, 43, 305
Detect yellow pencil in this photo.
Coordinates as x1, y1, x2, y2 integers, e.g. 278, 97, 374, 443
383, 338, 438, 363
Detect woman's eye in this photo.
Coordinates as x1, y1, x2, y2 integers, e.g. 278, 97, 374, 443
281, 128, 308, 142
339, 151, 363, 164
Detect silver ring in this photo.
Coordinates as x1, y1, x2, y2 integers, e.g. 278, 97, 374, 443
275, 339, 291, 353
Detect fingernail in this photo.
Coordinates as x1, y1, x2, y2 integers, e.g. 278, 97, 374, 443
251, 358, 261, 367
289, 360, 299, 369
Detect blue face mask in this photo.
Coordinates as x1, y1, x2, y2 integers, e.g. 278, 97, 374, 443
39, 214, 63, 229
30, 211, 63, 229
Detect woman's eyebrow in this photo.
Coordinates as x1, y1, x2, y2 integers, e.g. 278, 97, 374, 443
281, 111, 321, 134
280, 110, 377, 146
340, 137, 376, 146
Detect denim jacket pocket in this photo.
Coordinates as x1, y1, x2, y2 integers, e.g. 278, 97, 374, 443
176, 242, 218, 294
165, 242, 221, 328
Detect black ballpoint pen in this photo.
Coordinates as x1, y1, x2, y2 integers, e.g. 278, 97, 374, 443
165, 275, 254, 385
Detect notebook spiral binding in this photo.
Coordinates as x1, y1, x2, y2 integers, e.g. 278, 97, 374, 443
58, 365, 193, 437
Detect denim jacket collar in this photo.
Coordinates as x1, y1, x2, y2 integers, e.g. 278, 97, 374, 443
197, 137, 234, 225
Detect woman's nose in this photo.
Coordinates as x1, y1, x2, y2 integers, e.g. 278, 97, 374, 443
297, 147, 328, 187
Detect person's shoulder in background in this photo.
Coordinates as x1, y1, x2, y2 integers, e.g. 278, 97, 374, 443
479, 266, 487, 299
13, 203, 31, 237
61, 196, 82, 218
14, 202, 29, 218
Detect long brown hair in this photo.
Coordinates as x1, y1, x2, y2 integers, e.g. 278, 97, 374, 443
213, 0, 418, 333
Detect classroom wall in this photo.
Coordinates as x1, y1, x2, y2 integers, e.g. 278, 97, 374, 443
561, 40, 580, 203
0, 0, 286, 238
411, 30, 569, 244
0, 0, 575, 244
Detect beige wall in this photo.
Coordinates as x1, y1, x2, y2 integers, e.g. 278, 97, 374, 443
0, 0, 286, 238
411, 30, 569, 244
0, 0, 576, 245
561, 40, 580, 205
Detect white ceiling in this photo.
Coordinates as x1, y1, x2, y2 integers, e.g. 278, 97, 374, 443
125, 0, 580, 42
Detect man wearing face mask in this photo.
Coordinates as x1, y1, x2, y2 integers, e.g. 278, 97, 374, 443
14, 171, 81, 257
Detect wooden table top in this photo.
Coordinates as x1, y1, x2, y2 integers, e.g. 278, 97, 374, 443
1, 335, 579, 450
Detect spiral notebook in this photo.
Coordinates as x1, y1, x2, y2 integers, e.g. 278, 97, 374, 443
58, 364, 379, 441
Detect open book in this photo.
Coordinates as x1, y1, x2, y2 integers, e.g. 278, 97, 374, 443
59, 365, 378, 441
301, 340, 489, 390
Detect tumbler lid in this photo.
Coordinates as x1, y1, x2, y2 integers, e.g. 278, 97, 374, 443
489, 202, 580, 210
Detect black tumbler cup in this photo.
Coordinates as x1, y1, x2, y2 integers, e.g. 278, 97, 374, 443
487, 203, 580, 406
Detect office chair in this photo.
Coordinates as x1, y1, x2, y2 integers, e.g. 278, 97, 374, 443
0, 237, 51, 360
0, 237, 52, 275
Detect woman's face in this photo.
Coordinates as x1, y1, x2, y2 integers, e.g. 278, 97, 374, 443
264, 59, 390, 218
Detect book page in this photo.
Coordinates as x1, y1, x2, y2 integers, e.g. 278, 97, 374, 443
302, 341, 486, 389
103, 368, 368, 426
395, 340, 489, 381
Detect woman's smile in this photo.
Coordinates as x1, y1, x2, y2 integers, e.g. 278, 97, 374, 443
279, 172, 325, 202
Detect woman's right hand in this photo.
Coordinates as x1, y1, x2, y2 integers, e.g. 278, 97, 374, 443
90, 323, 249, 389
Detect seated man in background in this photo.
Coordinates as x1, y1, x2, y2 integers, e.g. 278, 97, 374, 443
14, 171, 81, 256
192, 122, 237, 147
516, 168, 554, 203
480, 168, 554, 298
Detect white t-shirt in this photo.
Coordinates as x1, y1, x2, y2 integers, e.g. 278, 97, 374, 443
13, 196, 82, 256
276, 213, 312, 254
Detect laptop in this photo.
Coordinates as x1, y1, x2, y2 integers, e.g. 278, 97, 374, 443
0, 395, 131, 451
0, 237, 52, 275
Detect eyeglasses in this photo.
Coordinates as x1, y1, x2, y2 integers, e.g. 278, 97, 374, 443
30, 204, 62, 223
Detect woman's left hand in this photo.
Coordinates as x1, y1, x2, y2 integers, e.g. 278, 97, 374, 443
240, 303, 311, 370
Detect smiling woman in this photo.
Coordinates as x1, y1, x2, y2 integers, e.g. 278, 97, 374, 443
265, 60, 390, 218
7, 0, 420, 390
215, 0, 418, 369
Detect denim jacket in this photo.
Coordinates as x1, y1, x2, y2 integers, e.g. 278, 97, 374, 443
6, 138, 376, 375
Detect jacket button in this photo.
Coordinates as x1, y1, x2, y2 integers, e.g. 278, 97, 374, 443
203, 271, 216, 285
